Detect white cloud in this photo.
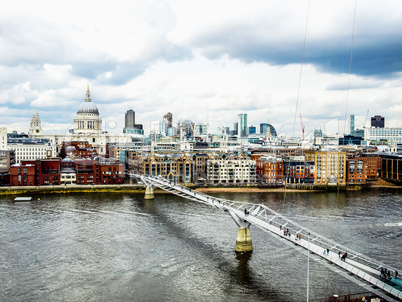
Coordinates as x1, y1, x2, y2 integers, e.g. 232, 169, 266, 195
0, 0, 401, 138
31, 90, 56, 108
0, 82, 32, 105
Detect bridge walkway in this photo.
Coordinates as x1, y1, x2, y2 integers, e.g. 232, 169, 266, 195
138, 175, 402, 301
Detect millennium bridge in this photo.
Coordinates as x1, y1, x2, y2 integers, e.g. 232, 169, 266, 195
134, 174, 402, 301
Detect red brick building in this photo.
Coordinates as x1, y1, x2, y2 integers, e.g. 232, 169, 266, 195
347, 156, 380, 183
36, 158, 61, 185
9, 157, 124, 186
98, 161, 124, 184
10, 163, 36, 186
75, 159, 97, 185
256, 156, 284, 184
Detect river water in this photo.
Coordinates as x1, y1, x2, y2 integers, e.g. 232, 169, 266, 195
0, 189, 401, 301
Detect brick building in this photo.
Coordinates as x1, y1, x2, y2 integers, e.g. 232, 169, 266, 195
284, 159, 315, 184
256, 156, 284, 185
36, 158, 61, 185
98, 160, 124, 184
305, 150, 347, 185
10, 163, 36, 186
127, 152, 195, 184
9, 157, 123, 186
380, 154, 402, 184
347, 156, 380, 183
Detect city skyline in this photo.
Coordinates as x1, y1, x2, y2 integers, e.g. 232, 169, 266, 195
1, 1, 402, 137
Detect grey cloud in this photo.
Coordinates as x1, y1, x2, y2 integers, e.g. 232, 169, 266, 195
326, 79, 384, 91
187, 10, 402, 78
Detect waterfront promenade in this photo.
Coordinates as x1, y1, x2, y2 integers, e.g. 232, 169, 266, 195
0, 179, 400, 196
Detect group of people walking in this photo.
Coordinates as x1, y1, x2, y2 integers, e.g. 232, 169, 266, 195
279, 226, 302, 240
380, 267, 399, 281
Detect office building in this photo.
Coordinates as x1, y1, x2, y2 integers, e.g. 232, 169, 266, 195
7, 137, 54, 163
371, 115, 385, 128
238, 114, 247, 137
350, 114, 355, 134
123, 109, 144, 135
260, 123, 268, 135
260, 123, 278, 137
125, 110, 135, 128
364, 127, 402, 144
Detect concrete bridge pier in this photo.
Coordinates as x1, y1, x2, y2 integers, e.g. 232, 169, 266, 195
144, 186, 154, 200
235, 227, 253, 253
227, 209, 253, 253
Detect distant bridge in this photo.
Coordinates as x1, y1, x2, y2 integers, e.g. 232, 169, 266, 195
134, 174, 402, 301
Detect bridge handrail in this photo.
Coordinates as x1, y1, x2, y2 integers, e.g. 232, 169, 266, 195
133, 174, 400, 279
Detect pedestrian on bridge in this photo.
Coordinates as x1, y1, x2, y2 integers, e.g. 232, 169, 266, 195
341, 252, 347, 261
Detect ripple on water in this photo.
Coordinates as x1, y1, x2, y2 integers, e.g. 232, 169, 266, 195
0, 191, 400, 301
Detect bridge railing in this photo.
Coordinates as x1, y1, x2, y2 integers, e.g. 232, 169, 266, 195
241, 202, 399, 278
134, 174, 400, 279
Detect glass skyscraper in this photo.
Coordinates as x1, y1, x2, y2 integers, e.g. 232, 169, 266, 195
238, 113, 247, 137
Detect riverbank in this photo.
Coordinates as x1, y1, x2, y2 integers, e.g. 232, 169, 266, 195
0, 179, 401, 196
0, 184, 145, 196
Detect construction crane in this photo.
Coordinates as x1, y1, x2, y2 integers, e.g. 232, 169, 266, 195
364, 109, 369, 128
300, 113, 305, 140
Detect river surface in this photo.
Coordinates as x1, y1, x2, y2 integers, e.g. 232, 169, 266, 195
0, 189, 401, 301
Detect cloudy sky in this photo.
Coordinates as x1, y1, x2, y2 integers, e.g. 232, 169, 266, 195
1, 0, 401, 138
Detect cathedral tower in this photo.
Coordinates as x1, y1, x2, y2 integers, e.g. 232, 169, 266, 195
28, 112, 42, 136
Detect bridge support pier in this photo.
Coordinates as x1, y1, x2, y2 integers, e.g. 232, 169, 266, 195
235, 227, 253, 253
227, 209, 253, 253
144, 186, 154, 200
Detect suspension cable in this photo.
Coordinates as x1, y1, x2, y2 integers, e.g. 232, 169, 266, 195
292, 0, 311, 137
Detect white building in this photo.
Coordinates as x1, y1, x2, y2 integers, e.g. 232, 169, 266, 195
364, 127, 402, 144
7, 139, 54, 163
207, 158, 256, 184
1, 126, 53, 164
29, 85, 144, 156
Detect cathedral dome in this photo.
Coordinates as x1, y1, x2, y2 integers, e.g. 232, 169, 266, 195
77, 85, 99, 115
77, 101, 99, 115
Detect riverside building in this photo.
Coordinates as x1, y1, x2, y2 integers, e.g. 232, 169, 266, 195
304, 150, 347, 185
207, 154, 256, 185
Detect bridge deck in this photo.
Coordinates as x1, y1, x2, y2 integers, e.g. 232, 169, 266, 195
137, 175, 402, 301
